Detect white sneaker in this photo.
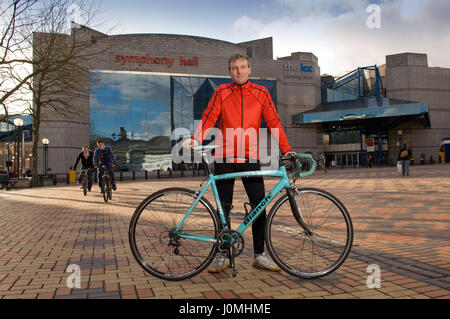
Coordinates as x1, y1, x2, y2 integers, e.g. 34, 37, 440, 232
208, 254, 229, 273
253, 253, 281, 271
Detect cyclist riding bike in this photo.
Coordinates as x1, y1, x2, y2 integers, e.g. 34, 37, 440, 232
72, 145, 95, 192
93, 139, 117, 193
182, 53, 296, 273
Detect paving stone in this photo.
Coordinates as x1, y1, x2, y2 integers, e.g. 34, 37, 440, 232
0, 165, 449, 299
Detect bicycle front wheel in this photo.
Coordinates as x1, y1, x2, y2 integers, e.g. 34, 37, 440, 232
102, 178, 108, 202
107, 180, 112, 200
266, 187, 353, 279
129, 188, 220, 281
82, 177, 87, 196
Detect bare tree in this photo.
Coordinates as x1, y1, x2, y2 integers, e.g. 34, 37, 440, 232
2, 0, 115, 185
0, 0, 38, 122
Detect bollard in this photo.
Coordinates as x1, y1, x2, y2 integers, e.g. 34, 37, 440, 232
52, 174, 57, 185
169, 169, 172, 178
66, 173, 70, 184
120, 171, 123, 181
133, 171, 136, 180
157, 170, 160, 179
145, 170, 148, 180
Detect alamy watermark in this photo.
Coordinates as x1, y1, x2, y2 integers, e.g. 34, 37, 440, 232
366, 264, 381, 288
171, 120, 283, 166
366, 4, 381, 29
66, 264, 81, 289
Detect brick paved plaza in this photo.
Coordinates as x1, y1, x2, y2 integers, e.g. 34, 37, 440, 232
0, 164, 449, 299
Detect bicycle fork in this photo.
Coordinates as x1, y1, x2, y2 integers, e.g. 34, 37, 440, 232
286, 187, 313, 236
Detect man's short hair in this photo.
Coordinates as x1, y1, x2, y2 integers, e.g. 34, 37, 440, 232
96, 139, 104, 145
82, 145, 88, 149
228, 53, 250, 70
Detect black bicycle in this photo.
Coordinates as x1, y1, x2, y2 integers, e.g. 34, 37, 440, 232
100, 165, 112, 202
79, 169, 89, 196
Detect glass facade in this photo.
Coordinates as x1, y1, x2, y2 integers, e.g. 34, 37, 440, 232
0, 115, 33, 175
90, 70, 276, 171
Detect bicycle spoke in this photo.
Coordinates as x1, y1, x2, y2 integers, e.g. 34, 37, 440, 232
267, 188, 353, 278
130, 188, 218, 280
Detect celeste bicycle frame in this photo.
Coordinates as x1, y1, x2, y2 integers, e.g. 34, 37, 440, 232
174, 152, 316, 244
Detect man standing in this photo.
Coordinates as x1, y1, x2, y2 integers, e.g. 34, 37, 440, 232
398, 143, 411, 176
73, 145, 95, 191
182, 53, 295, 273
93, 140, 117, 193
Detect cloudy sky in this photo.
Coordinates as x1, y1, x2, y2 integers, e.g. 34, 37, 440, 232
96, 0, 450, 76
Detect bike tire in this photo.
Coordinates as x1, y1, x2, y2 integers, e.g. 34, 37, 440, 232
265, 187, 353, 279
102, 178, 108, 202
129, 187, 220, 281
82, 176, 87, 196
108, 180, 112, 200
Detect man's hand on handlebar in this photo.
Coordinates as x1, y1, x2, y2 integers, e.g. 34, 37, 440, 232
181, 138, 199, 150
282, 151, 297, 159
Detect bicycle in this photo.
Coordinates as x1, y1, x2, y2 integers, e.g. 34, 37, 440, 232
315, 152, 327, 173
78, 169, 90, 196
100, 164, 112, 203
129, 145, 353, 281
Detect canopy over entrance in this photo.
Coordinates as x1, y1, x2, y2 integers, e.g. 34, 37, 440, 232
293, 97, 430, 127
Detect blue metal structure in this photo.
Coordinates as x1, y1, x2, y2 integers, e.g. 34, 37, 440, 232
294, 65, 431, 167
322, 65, 383, 103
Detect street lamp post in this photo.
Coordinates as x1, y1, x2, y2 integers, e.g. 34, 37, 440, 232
42, 138, 49, 177
13, 118, 24, 178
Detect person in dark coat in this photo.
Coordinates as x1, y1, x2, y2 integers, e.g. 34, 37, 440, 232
73, 145, 95, 191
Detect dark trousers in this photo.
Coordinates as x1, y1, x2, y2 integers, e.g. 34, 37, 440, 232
98, 165, 116, 190
214, 161, 266, 254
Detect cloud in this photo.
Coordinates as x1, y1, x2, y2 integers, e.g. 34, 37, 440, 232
233, 0, 450, 75
135, 112, 172, 141
232, 15, 265, 34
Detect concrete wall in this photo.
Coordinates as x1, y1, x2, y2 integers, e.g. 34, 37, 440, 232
386, 53, 450, 162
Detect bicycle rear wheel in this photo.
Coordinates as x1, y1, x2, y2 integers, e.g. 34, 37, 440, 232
266, 187, 353, 279
129, 187, 220, 281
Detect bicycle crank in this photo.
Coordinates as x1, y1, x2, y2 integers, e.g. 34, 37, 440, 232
216, 230, 245, 277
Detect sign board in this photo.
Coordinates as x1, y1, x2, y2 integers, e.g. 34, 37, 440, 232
367, 138, 375, 152
283, 62, 313, 79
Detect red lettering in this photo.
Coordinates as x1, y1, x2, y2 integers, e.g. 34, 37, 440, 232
115, 54, 198, 67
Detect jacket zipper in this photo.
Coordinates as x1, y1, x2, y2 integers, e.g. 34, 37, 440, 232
240, 86, 244, 159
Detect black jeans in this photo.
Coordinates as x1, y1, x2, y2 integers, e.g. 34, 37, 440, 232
214, 161, 266, 254
98, 165, 116, 190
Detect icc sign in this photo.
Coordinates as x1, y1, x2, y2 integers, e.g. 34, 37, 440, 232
283, 62, 313, 73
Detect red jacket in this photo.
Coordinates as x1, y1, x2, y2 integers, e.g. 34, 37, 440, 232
193, 80, 292, 161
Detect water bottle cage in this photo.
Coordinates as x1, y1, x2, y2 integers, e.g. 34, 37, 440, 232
243, 202, 252, 218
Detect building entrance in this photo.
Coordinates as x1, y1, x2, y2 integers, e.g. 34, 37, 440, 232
326, 152, 360, 168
